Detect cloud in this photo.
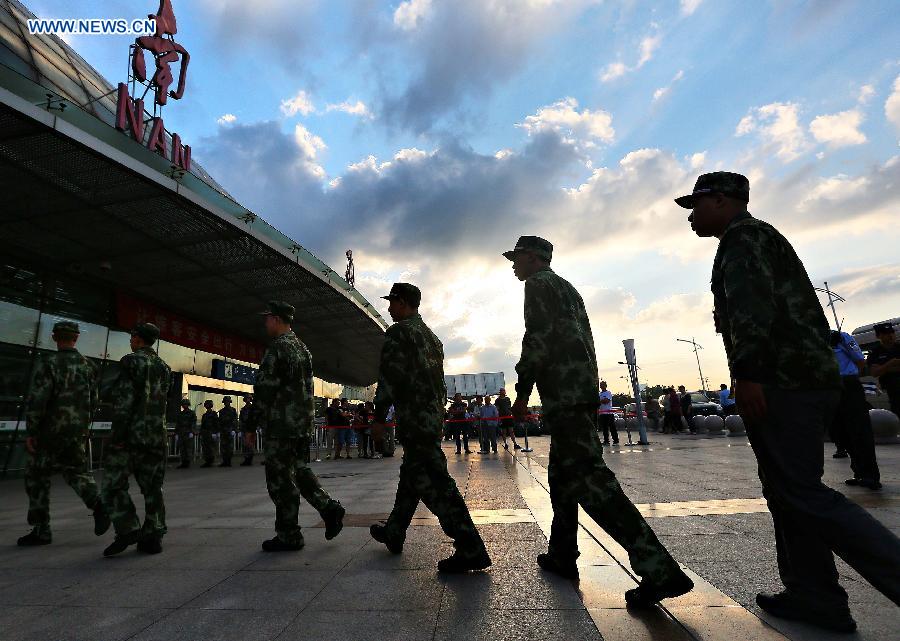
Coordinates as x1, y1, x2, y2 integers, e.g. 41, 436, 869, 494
600, 62, 628, 83
886, 74, 900, 134
517, 97, 614, 147
217, 113, 237, 125
280, 90, 317, 117
600, 30, 662, 83
734, 102, 809, 162
393, 0, 433, 31
325, 100, 373, 119
680, 0, 703, 16
809, 109, 867, 148
652, 69, 685, 103
858, 84, 875, 104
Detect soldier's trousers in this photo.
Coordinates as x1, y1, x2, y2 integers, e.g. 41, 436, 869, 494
219, 430, 233, 463
242, 432, 256, 463
544, 406, 682, 585
25, 442, 100, 537
200, 430, 215, 464
101, 445, 167, 540
265, 436, 337, 546
747, 387, 900, 608
384, 443, 486, 559
177, 431, 193, 465
831, 376, 879, 482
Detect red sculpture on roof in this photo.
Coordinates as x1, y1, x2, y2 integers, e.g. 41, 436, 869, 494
131, 0, 190, 106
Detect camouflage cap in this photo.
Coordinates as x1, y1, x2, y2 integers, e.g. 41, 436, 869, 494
204, 399, 214, 408
258, 300, 294, 323
244, 393, 254, 401
873, 322, 895, 335
223, 396, 232, 403
503, 235, 553, 262
180, 398, 191, 407
131, 322, 160, 344
675, 172, 750, 209
52, 320, 80, 336
381, 282, 421, 308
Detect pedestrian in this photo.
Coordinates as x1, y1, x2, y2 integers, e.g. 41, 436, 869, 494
239, 393, 260, 466
199, 399, 217, 467
678, 385, 693, 433
830, 331, 880, 489
481, 396, 500, 453
680, 170, 900, 631
644, 395, 661, 431
495, 388, 520, 450
505, 235, 693, 605
101, 323, 171, 556
369, 283, 491, 573
382, 404, 397, 457
718, 384, 736, 417
448, 393, 471, 454
218, 396, 237, 467
666, 387, 682, 433
18, 321, 110, 546
327, 398, 352, 459
174, 398, 195, 468
353, 403, 370, 458
598, 381, 617, 445
469, 395, 486, 453
255, 301, 345, 551
866, 322, 900, 418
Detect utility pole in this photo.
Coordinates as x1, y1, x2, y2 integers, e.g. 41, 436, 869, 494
815, 282, 846, 331
676, 337, 707, 394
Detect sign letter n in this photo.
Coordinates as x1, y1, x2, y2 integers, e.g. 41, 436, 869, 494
115, 83, 145, 141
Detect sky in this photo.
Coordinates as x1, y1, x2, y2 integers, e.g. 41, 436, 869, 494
36, 0, 900, 396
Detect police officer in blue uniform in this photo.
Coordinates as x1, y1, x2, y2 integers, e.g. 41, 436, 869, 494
830, 330, 880, 489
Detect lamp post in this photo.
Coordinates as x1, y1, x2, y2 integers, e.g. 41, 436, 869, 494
676, 337, 707, 394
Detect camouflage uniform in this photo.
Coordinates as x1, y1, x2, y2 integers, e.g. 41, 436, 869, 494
373, 306, 487, 560
218, 401, 237, 465
24, 346, 101, 540
174, 405, 196, 466
200, 407, 218, 465
255, 328, 341, 546
510, 239, 683, 585
239, 400, 261, 464
100, 344, 171, 542
702, 189, 900, 607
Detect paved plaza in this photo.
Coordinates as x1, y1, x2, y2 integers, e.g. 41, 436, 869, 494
0, 434, 897, 641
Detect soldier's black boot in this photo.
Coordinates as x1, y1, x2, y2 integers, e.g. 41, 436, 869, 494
756, 592, 856, 633
438, 547, 491, 574
17, 529, 51, 546
201, 460, 213, 468
261, 537, 304, 552
177, 461, 190, 469
240, 458, 253, 466
93, 501, 111, 536
537, 553, 578, 579
218, 460, 231, 467
322, 503, 345, 541
370, 523, 403, 554
136, 536, 163, 554
625, 570, 694, 607
103, 530, 140, 557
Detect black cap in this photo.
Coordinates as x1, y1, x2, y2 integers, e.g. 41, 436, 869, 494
381, 283, 421, 308
204, 400, 214, 408
52, 320, 80, 336
244, 393, 254, 401
675, 172, 750, 209
503, 235, 553, 262
259, 300, 294, 323
180, 398, 191, 407
131, 322, 160, 345
874, 322, 895, 335
223, 396, 232, 403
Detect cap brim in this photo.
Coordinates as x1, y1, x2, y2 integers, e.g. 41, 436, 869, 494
674, 194, 694, 209
502, 250, 518, 261
381, 295, 397, 301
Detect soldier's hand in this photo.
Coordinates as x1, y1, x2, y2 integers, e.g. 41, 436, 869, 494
735, 379, 766, 423
512, 398, 528, 421
25, 436, 37, 454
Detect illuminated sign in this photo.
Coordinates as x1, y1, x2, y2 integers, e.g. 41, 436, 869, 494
115, 0, 191, 172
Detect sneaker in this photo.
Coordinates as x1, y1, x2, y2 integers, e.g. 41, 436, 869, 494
17, 530, 51, 546
832, 449, 849, 459
136, 537, 162, 554
370, 523, 403, 554
103, 530, 140, 557
93, 502, 111, 536
322, 503, 345, 541
438, 549, 491, 573
756, 592, 857, 634
536, 553, 578, 579
261, 537, 304, 552
625, 571, 694, 607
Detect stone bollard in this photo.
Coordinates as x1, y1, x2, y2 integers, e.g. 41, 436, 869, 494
692, 415, 707, 434
725, 414, 746, 436
614, 417, 627, 438
870, 409, 900, 444
705, 414, 726, 437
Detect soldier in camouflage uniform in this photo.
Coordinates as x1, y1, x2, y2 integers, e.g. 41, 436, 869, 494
505, 236, 692, 604
18, 321, 110, 546
199, 399, 218, 467
255, 301, 345, 551
174, 398, 195, 469
239, 393, 260, 466
100, 323, 172, 556
681, 172, 900, 631
369, 283, 491, 573
218, 396, 237, 467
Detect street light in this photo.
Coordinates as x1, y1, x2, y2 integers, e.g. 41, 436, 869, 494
676, 337, 707, 393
